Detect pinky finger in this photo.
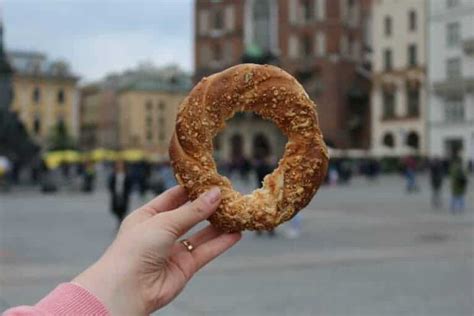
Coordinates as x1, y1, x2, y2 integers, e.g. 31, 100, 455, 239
192, 232, 242, 271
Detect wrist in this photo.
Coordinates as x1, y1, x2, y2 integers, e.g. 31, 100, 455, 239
73, 259, 147, 316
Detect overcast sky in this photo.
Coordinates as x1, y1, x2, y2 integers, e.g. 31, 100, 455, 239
3, 0, 193, 83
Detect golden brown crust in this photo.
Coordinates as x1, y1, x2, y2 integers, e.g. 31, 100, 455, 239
169, 64, 329, 232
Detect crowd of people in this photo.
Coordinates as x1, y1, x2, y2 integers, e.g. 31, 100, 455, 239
327, 155, 470, 214
1, 153, 471, 226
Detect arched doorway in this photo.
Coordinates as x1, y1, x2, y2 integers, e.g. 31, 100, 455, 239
253, 133, 271, 159
382, 132, 395, 148
406, 131, 419, 149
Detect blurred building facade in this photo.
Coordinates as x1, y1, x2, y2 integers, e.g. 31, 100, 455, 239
7, 51, 80, 148
370, 0, 427, 157
195, 0, 372, 161
79, 64, 191, 159
80, 84, 119, 150
428, 0, 474, 163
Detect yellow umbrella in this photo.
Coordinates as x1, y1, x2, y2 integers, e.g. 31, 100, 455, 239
89, 148, 120, 161
63, 150, 81, 163
104, 150, 119, 161
121, 149, 145, 162
90, 148, 108, 161
44, 151, 63, 169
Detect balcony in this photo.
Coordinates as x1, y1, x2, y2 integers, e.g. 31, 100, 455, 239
463, 37, 474, 56
433, 77, 474, 96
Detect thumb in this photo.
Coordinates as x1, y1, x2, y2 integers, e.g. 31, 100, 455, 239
149, 187, 221, 238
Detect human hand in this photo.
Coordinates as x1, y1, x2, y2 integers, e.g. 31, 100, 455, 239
73, 186, 241, 315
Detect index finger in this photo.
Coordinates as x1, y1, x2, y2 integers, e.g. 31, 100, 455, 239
149, 187, 221, 238
125, 186, 189, 227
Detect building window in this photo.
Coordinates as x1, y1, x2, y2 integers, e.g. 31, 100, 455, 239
158, 117, 166, 142
408, 44, 417, 67
213, 9, 224, 31
406, 131, 420, 149
145, 100, 153, 111
444, 97, 464, 122
146, 116, 152, 126
199, 10, 209, 35
159, 132, 165, 142
146, 130, 153, 142
33, 87, 40, 103
446, 22, 461, 47
409, 10, 417, 31
199, 43, 211, 65
301, 0, 314, 22
212, 42, 222, 61
33, 116, 41, 135
384, 48, 393, 71
444, 138, 463, 159
340, 34, 349, 56
348, 36, 354, 58
447, 0, 459, 8
159, 101, 165, 111
57, 117, 65, 131
223, 40, 233, 64
384, 16, 392, 37
57, 89, 65, 104
302, 34, 312, 57
253, 0, 271, 51
224, 5, 235, 31
316, 31, 326, 56
382, 132, 395, 148
347, 0, 358, 26
382, 90, 396, 119
407, 88, 420, 117
289, 35, 299, 58
446, 58, 461, 78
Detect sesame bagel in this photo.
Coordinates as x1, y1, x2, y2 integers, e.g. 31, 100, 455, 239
169, 64, 329, 232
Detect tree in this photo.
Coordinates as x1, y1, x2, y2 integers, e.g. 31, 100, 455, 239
47, 121, 76, 150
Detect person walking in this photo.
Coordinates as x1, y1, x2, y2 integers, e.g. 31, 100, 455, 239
82, 160, 96, 193
404, 155, 419, 193
429, 157, 444, 208
0, 155, 11, 192
108, 161, 132, 227
449, 159, 468, 214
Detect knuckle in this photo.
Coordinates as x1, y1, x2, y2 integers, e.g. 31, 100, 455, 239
192, 199, 210, 218
160, 221, 182, 238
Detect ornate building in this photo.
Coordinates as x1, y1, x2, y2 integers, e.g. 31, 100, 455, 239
80, 83, 119, 150
80, 64, 191, 159
428, 0, 474, 163
195, 0, 372, 162
8, 51, 79, 148
370, 0, 427, 157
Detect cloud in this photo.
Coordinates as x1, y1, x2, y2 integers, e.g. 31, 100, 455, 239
3, 0, 193, 82
69, 30, 192, 82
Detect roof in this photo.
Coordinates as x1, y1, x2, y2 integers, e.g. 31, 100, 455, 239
7, 50, 79, 81
107, 63, 191, 93
120, 76, 191, 93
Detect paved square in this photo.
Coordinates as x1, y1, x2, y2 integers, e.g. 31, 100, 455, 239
1, 175, 473, 315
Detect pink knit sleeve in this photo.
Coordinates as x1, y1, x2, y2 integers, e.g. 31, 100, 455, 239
3, 283, 109, 316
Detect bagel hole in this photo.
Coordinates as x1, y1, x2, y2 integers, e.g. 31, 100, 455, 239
212, 112, 287, 194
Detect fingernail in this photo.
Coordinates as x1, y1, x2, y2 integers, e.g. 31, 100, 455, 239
203, 187, 221, 204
